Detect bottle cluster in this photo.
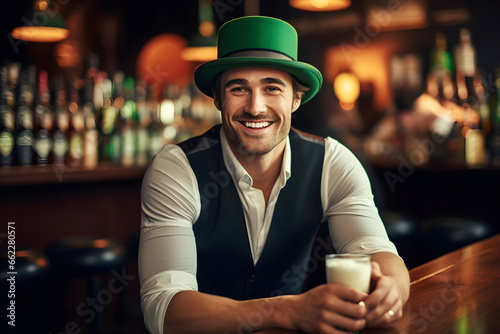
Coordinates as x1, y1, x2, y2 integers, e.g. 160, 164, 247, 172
0, 62, 220, 169
424, 28, 500, 167
375, 27, 500, 168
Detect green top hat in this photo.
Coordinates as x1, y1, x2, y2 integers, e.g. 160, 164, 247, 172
194, 16, 323, 104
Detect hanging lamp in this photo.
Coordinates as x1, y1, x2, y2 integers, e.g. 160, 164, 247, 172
289, 0, 351, 11
181, 0, 217, 62
11, 0, 69, 43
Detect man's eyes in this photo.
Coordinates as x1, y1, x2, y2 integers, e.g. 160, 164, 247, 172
228, 86, 282, 94
230, 87, 247, 92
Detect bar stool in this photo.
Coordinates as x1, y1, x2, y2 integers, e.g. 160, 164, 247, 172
46, 236, 126, 334
0, 248, 50, 287
0, 248, 51, 334
420, 216, 495, 259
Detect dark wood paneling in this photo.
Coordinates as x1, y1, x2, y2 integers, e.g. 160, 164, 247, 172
0, 165, 145, 250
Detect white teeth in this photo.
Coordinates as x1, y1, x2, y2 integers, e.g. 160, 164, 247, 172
244, 122, 271, 129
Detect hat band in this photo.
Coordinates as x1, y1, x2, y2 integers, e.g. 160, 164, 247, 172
223, 49, 294, 61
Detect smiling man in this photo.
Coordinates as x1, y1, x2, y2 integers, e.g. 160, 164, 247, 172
216, 67, 301, 204
139, 16, 409, 334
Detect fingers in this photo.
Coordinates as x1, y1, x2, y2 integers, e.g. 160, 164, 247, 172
324, 283, 368, 304
328, 297, 367, 318
365, 275, 392, 308
295, 284, 369, 333
364, 275, 404, 326
318, 309, 367, 333
366, 297, 402, 326
369, 262, 382, 293
321, 285, 368, 332
370, 261, 382, 279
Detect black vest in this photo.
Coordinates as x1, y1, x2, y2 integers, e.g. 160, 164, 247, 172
178, 125, 325, 300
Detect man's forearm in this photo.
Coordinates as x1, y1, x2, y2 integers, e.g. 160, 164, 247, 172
371, 251, 410, 302
164, 290, 290, 334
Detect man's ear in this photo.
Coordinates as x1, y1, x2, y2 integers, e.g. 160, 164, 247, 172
291, 96, 301, 113
212, 87, 221, 110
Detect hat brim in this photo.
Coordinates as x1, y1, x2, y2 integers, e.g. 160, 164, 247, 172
194, 57, 323, 105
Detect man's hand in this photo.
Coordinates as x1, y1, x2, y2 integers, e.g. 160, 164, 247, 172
280, 283, 368, 334
364, 259, 409, 327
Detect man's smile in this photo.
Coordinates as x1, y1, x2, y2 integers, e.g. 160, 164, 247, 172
242, 121, 272, 129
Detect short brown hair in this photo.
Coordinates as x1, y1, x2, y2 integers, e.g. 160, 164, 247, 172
291, 76, 310, 101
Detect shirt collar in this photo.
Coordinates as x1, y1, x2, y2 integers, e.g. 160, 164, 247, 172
219, 126, 292, 187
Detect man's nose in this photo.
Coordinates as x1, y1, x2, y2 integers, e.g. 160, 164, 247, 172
245, 91, 267, 116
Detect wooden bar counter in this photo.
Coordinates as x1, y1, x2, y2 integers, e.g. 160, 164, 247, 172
261, 234, 500, 334
364, 233, 500, 334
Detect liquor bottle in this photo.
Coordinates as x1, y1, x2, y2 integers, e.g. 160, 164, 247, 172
0, 64, 18, 167
438, 75, 466, 167
475, 73, 491, 161
33, 70, 54, 165
427, 32, 454, 102
109, 71, 125, 164
15, 65, 35, 166
452, 28, 481, 167
463, 75, 485, 167
428, 75, 457, 166
120, 75, 138, 167
0, 111, 15, 167
67, 79, 84, 167
135, 80, 150, 166
52, 75, 70, 165
99, 76, 116, 162
147, 84, 163, 159
82, 73, 99, 169
465, 124, 485, 167
454, 28, 476, 102
2, 62, 20, 111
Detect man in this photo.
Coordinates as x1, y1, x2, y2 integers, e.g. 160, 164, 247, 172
139, 16, 409, 334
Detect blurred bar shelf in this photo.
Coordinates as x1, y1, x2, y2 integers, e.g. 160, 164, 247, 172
0, 163, 147, 187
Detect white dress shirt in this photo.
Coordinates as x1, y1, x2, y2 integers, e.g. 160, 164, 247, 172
139, 127, 398, 334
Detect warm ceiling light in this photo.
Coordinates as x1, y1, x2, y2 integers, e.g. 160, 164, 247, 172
182, 0, 217, 62
181, 45, 217, 62
12, 26, 69, 43
365, 0, 428, 31
290, 0, 351, 11
333, 72, 360, 110
11, 0, 69, 42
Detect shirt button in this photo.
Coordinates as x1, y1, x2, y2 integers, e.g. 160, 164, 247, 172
249, 275, 256, 283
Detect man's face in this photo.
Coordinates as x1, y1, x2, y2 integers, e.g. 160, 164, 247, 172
214, 67, 301, 161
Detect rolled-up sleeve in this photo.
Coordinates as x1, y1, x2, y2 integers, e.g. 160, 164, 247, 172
322, 138, 398, 256
139, 144, 201, 334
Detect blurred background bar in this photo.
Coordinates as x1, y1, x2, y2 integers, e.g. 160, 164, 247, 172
0, 0, 499, 333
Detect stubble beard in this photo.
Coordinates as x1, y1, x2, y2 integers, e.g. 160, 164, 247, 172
225, 117, 290, 162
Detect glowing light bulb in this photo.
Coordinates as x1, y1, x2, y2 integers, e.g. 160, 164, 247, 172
289, 0, 351, 12
333, 72, 360, 110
